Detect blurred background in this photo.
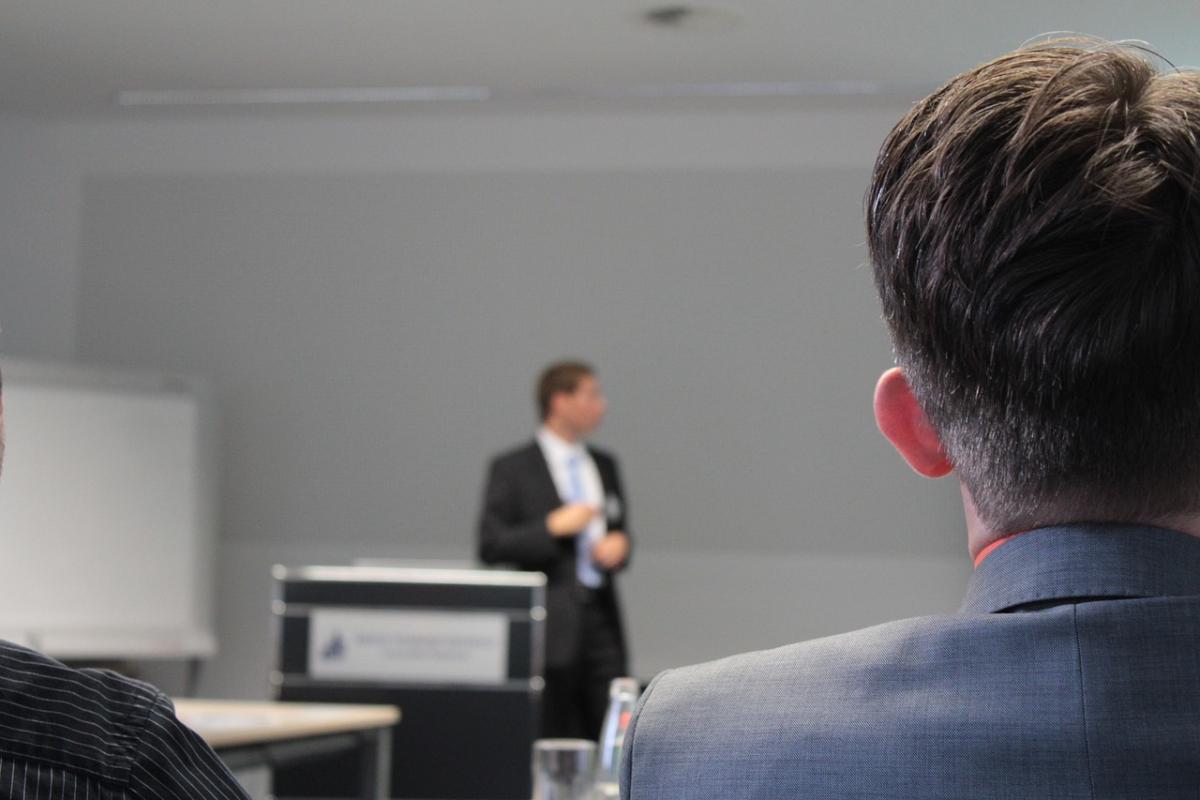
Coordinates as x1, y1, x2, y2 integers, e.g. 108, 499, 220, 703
1, 0, 1195, 706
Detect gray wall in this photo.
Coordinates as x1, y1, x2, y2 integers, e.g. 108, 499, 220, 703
0, 108, 968, 700
0, 118, 81, 358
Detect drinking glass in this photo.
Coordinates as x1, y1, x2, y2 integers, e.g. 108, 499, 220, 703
531, 738, 596, 800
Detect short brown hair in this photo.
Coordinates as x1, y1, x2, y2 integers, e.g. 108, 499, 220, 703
537, 361, 594, 421
868, 39, 1200, 531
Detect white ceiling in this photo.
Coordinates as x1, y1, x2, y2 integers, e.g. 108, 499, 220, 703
1, 1, 1198, 115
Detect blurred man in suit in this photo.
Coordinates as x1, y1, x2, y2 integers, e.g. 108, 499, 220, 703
623, 39, 1200, 798
479, 361, 632, 738
0, 367, 250, 798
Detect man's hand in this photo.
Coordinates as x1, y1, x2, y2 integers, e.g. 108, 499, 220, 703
546, 503, 598, 537
591, 531, 630, 570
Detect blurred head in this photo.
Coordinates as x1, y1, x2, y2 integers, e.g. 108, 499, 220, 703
537, 361, 606, 439
868, 38, 1200, 534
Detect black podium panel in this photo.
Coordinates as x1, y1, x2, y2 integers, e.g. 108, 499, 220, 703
274, 684, 538, 799
271, 565, 545, 800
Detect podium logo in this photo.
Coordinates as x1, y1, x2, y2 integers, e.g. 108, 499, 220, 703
320, 630, 347, 661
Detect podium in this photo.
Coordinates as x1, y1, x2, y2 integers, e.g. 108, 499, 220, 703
271, 564, 546, 799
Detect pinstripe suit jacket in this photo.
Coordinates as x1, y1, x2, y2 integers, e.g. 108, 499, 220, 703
621, 524, 1200, 799
0, 642, 248, 799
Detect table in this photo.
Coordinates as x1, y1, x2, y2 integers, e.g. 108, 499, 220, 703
175, 699, 400, 799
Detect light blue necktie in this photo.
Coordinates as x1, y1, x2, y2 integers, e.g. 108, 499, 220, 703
567, 454, 603, 588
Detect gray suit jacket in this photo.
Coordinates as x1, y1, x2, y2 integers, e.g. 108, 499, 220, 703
621, 524, 1200, 798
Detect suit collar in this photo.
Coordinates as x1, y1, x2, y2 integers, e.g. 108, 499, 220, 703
960, 523, 1200, 614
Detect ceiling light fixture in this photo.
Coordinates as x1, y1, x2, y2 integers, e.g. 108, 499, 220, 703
605, 80, 886, 99
114, 86, 492, 107
112, 80, 924, 110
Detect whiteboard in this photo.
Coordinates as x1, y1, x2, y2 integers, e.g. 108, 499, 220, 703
0, 359, 217, 659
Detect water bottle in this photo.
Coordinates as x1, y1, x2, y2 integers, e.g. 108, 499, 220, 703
593, 677, 640, 798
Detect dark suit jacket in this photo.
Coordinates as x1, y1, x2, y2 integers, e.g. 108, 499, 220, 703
0, 641, 249, 799
622, 524, 1200, 798
479, 440, 631, 668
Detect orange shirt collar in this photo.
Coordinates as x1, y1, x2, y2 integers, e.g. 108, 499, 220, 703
973, 531, 1026, 568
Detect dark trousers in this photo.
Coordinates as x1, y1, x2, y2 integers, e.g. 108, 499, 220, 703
542, 593, 627, 739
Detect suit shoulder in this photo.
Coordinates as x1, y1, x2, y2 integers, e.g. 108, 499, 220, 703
0, 640, 163, 777
488, 441, 541, 470
638, 607, 1089, 739
640, 609, 1056, 710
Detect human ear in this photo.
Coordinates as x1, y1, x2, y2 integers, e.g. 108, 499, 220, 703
873, 367, 953, 478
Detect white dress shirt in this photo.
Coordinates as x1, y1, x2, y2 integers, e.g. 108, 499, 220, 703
537, 426, 607, 588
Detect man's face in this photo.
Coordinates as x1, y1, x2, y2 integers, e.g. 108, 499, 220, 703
557, 375, 607, 438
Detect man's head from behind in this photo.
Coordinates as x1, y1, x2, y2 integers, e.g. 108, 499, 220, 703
869, 39, 1200, 537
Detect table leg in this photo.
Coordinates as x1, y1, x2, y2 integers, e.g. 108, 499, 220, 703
360, 727, 392, 800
